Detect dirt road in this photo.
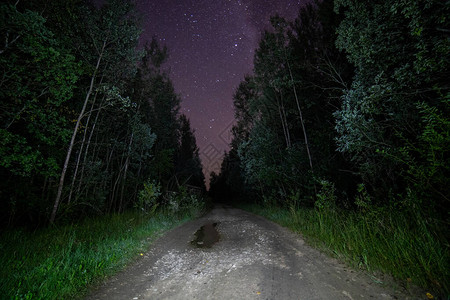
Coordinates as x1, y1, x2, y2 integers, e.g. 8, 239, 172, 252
87, 205, 413, 299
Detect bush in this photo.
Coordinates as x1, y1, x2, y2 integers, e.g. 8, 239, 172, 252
163, 186, 203, 214
315, 179, 337, 210
136, 180, 161, 215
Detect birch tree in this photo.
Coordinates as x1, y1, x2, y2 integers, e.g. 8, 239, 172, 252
50, 0, 141, 223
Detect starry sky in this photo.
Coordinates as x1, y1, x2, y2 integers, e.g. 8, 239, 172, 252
135, 0, 306, 185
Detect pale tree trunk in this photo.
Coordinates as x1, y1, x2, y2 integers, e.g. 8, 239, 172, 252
119, 131, 134, 212
112, 133, 130, 211
277, 100, 290, 148
67, 94, 97, 204
285, 54, 314, 173
105, 143, 116, 213
109, 139, 124, 212
133, 148, 144, 198
50, 40, 106, 224
275, 91, 291, 148
280, 94, 291, 148
76, 96, 104, 197
69, 75, 105, 203
111, 163, 124, 212
285, 51, 317, 196
84, 132, 102, 200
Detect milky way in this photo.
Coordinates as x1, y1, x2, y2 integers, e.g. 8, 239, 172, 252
136, 0, 306, 183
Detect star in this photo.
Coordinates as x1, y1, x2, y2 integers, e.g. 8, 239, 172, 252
137, 0, 307, 184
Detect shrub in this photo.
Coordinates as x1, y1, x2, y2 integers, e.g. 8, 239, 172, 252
136, 180, 161, 215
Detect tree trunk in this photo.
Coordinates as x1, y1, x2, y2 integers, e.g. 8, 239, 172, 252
280, 94, 291, 148
275, 91, 291, 148
50, 40, 106, 224
277, 100, 290, 148
76, 96, 104, 197
105, 143, 116, 213
119, 131, 134, 212
286, 54, 314, 173
67, 94, 98, 204
134, 159, 143, 198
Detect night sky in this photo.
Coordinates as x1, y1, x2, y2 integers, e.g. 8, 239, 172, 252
135, 0, 306, 183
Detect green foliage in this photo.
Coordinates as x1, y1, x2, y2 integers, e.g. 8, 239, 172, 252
163, 186, 203, 215
76, 0, 142, 81
0, 0, 203, 226
334, 0, 450, 201
0, 3, 81, 178
98, 85, 135, 110
129, 115, 157, 162
397, 96, 450, 215
315, 180, 337, 210
136, 180, 161, 215
354, 184, 373, 211
217, 1, 354, 206
151, 149, 175, 180
238, 123, 281, 187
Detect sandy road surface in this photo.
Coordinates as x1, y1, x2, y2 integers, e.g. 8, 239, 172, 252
87, 205, 414, 299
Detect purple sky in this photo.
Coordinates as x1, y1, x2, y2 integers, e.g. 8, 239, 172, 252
135, 0, 306, 184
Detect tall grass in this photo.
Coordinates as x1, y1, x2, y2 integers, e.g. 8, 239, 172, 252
0, 209, 200, 299
240, 203, 449, 298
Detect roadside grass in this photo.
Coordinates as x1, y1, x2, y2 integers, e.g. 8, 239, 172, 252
0, 208, 201, 300
239, 203, 449, 298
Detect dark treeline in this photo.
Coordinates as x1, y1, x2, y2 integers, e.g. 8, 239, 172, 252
210, 0, 448, 243
0, 0, 205, 227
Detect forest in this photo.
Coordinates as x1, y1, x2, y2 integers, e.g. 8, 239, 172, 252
0, 0, 206, 227
210, 0, 449, 295
1, 1, 208, 297
0, 0, 449, 298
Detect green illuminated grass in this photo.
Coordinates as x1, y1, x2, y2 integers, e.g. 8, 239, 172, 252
0, 209, 200, 299
239, 203, 448, 298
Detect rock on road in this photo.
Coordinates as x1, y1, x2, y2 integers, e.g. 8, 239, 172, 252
87, 205, 412, 300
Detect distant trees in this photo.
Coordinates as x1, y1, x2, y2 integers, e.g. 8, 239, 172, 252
212, 0, 449, 222
0, 0, 205, 226
177, 115, 206, 190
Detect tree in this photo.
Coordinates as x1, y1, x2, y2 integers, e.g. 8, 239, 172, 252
226, 1, 354, 205
0, 3, 81, 225
0, 0, 204, 226
51, 0, 142, 223
176, 115, 206, 191
334, 0, 450, 202
0, 3, 80, 177
128, 39, 181, 190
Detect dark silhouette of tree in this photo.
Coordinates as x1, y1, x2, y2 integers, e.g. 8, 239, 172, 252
176, 115, 206, 191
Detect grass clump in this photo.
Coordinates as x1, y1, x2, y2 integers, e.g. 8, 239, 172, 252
0, 207, 201, 299
239, 202, 448, 298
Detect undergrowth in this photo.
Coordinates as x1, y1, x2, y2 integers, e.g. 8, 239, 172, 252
0, 208, 201, 299
239, 202, 449, 298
